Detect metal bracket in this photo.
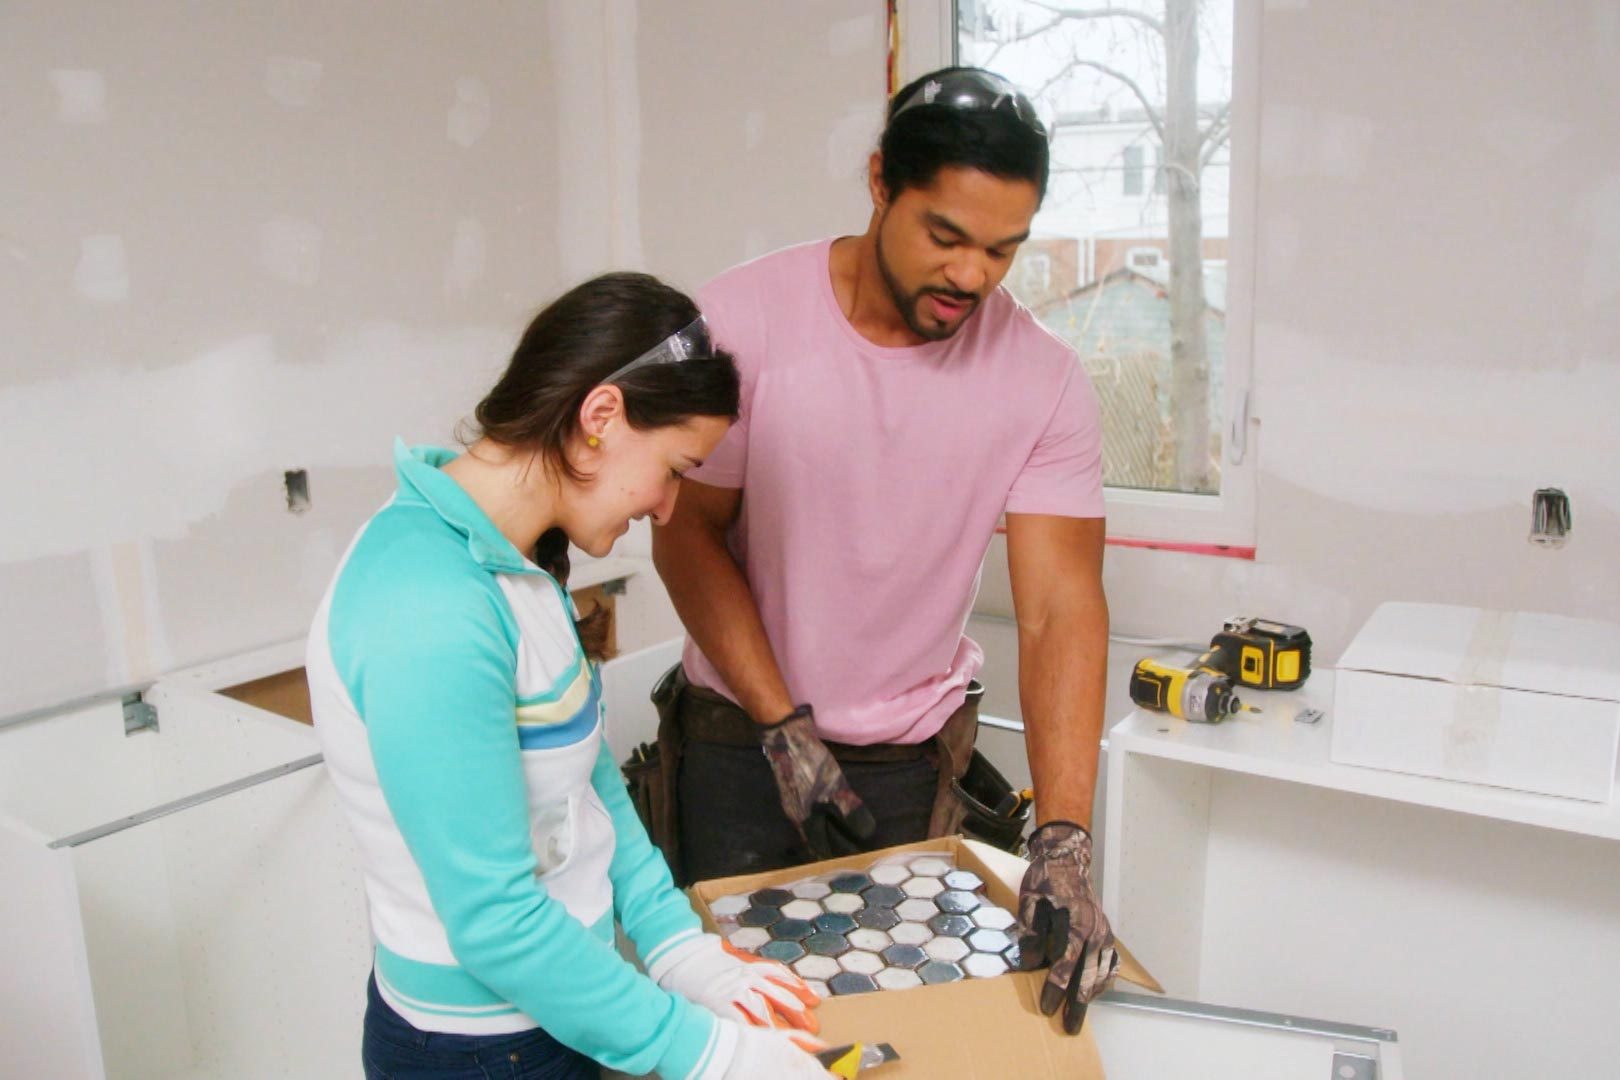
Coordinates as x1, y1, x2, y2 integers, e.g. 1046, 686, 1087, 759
1333, 1050, 1378, 1080
122, 692, 158, 736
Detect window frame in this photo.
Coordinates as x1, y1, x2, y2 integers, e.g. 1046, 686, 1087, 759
895, 0, 1261, 553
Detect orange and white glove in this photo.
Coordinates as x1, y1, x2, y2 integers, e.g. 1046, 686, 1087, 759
710, 1019, 830, 1079
649, 933, 821, 1033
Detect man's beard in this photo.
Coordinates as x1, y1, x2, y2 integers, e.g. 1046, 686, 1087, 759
875, 221, 979, 342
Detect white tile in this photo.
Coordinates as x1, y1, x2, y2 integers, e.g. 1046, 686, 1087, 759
847, 929, 892, 952
709, 894, 750, 918
792, 954, 840, 980
902, 876, 944, 899
895, 898, 938, 922
875, 968, 924, 991
728, 927, 770, 951
889, 922, 933, 946
909, 857, 953, 878
962, 952, 1010, 979
804, 979, 830, 999
924, 936, 970, 962
823, 892, 864, 914
839, 950, 884, 976
791, 880, 833, 900
781, 899, 823, 921
971, 905, 1017, 931
869, 863, 911, 886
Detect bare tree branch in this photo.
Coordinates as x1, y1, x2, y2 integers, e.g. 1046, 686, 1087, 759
1199, 103, 1232, 168
1047, 56, 1167, 141
1028, 2, 1166, 37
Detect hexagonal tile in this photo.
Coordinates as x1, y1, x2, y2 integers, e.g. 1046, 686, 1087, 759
847, 928, 892, 952
909, 856, 953, 878
935, 889, 981, 915
791, 880, 833, 901
916, 959, 964, 985
967, 928, 1014, 954
881, 943, 928, 970
854, 906, 901, 932
709, 894, 750, 918
875, 967, 924, 991
868, 863, 911, 887
895, 898, 938, 922
971, 905, 1017, 931
728, 927, 770, 951
827, 971, 878, 996
1003, 941, 1023, 968
839, 950, 884, 976
769, 918, 815, 942
813, 912, 858, 936
822, 892, 864, 915
804, 979, 830, 999
927, 913, 973, 938
923, 935, 970, 963
901, 876, 944, 899
860, 884, 906, 909
792, 954, 840, 981
750, 887, 794, 908
803, 931, 851, 957
888, 921, 932, 946
780, 899, 823, 921
943, 869, 984, 892
829, 872, 872, 894
760, 940, 806, 964
738, 905, 781, 928
962, 951, 1010, 979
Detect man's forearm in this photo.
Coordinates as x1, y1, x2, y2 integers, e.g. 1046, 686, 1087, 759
1017, 597, 1109, 829
652, 521, 794, 725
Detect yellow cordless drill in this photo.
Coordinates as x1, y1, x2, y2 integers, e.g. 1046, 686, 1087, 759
1129, 618, 1312, 724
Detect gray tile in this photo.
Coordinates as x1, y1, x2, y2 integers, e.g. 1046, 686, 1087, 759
769, 918, 816, 942
916, 959, 964, 985
827, 971, 879, 996
812, 912, 857, 936
804, 931, 851, 957
750, 888, 795, 908
860, 884, 906, 909
760, 940, 806, 964
927, 913, 973, 938
854, 906, 901, 932
881, 943, 928, 970
935, 890, 982, 915
738, 905, 781, 928
829, 872, 872, 894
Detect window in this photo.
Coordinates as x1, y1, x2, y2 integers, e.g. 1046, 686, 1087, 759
1123, 145, 1145, 196
908, 0, 1258, 549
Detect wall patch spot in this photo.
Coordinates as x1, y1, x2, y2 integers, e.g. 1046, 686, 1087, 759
50, 70, 107, 124
443, 217, 487, 297
74, 235, 129, 302
259, 217, 322, 287
266, 56, 323, 107
745, 109, 766, 151
448, 78, 491, 148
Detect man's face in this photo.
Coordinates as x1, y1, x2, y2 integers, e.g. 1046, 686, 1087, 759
873, 165, 1040, 342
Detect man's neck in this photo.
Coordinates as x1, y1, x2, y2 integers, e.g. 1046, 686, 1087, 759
828, 231, 929, 349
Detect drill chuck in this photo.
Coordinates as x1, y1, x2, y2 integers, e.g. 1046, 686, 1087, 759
1129, 658, 1244, 723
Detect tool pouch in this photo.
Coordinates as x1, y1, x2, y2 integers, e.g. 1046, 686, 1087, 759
925, 680, 1030, 853
620, 663, 688, 878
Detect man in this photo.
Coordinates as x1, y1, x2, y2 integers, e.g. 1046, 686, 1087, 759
652, 67, 1115, 1033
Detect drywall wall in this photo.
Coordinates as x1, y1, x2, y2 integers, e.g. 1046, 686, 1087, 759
0, 3, 643, 718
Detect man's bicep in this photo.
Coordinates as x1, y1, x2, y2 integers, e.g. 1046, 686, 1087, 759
1005, 514, 1106, 625
666, 478, 742, 535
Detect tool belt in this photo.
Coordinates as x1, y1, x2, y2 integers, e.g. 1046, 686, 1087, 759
621, 665, 1032, 879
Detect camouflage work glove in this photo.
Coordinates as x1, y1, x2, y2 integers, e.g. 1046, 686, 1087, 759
758, 705, 877, 859
1016, 821, 1119, 1035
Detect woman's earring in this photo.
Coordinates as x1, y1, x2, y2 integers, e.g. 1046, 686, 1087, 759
587, 435, 601, 449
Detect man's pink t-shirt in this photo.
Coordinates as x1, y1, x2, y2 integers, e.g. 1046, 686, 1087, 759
682, 238, 1104, 745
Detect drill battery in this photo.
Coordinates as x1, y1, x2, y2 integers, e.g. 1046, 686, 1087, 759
1204, 617, 1312, 691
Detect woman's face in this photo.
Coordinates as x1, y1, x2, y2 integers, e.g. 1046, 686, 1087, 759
566, 409, 730, 558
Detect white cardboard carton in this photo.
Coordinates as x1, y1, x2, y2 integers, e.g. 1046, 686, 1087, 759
1331, 602, 1620, 802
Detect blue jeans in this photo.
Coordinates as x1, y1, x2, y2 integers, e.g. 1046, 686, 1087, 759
363, 975, 600, 1080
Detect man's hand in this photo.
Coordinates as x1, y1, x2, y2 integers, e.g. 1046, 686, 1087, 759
758, 706, 876, 858
1016, 821, 1118, 1034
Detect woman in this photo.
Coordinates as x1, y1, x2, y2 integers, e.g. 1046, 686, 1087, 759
307, 273, 829, 1079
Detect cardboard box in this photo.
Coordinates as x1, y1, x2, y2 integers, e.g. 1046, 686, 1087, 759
1331, 602, 1620, 802
689, 836, 1155, 1078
